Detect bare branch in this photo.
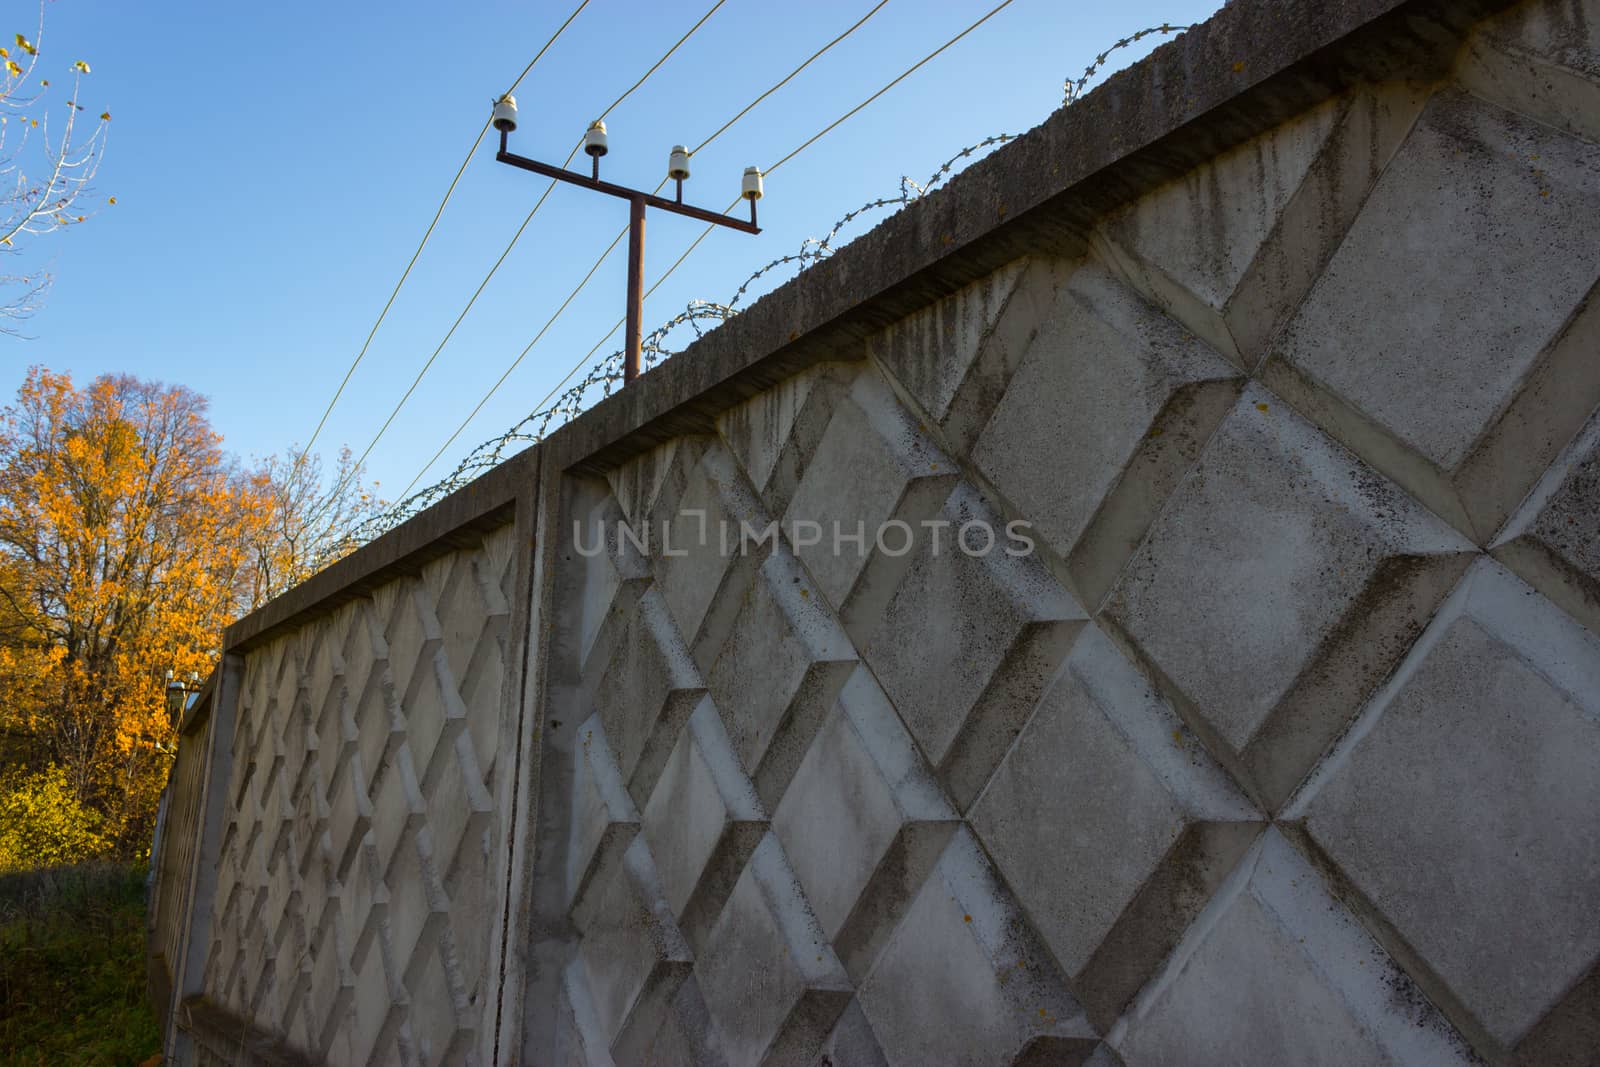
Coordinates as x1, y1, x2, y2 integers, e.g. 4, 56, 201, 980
0, 4, 111, 332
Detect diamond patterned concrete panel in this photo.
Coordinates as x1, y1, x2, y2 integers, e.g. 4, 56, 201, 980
970, 623, 1260, 1028
871, 257, 1073, 455
1106, 384, 1474, 808
652, 445, 773, 671
1482, 0, 1600, 78
857, 829, 1097, 1066
695, 833, 852, 1066
201, 524, 517, 1065
553, 962, 617, 1067
1096, 94, 1342, 365
716, 362, 859, 518
868, 259, 1027, 425
641, 698, 766, 951
613, 974, 732, 1067
782, 368, 957, 635
1292, 560, 1600, 1053
775, 698, 906, 940
591, 587, 707, 808
1271, 87, 1600, 541
574, 838, 693, 1055
815, 1000, 888, 1067
1494, 408, 1600, 634
572, 490, 653, 676
972, 261, 1240, 607
705, 546, 856, 810
773, 667, 958, 981
567, 711, 640, 919
607, 437, 707, 531
862, 480, 1087, 809
1114, 830, 1475, 1066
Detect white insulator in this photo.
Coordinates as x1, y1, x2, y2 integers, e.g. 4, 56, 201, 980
584, 119, 609, 158
491, 94, 518, 133
668, 145, 691, 181
741, 165, 764, 201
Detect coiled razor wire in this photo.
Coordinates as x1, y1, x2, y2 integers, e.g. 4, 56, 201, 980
356, 22, 1188, 540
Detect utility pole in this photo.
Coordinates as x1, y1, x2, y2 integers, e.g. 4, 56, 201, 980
490, 95, 763, 385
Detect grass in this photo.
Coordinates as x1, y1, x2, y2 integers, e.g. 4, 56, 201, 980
0, 863, 161, 1066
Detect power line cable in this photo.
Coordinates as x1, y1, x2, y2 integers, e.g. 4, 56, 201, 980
689, 0, 890, 155
396, 0, 1013, 498
353, 0, 892, 491
338, 0, 736, 483
767, 0, 1014, 173
397, 223, 698, 501
299, 0, 592, 462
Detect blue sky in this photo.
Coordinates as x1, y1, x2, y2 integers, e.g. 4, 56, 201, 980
5, 0, 1218, 500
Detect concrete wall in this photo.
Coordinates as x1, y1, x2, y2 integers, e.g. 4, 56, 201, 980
151, 0, 1600, 1063
197, 524, 521, 1065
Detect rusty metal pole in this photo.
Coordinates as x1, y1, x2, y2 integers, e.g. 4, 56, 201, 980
625, 194, 646, 385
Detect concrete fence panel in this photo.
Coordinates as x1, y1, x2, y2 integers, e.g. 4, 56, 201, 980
520, 2, 1600, 1063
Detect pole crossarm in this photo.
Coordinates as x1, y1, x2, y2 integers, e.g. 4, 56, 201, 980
494, 149, 760, 233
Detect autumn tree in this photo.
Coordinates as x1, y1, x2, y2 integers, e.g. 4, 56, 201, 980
0, 368, 272, 855
2, 7, 112, 332
0, 368, 380, 862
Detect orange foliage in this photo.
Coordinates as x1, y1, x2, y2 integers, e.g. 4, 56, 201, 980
0, 367, 275, 855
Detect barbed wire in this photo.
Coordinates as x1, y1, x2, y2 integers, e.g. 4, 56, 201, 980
353, 21, 1189, 541
300, 0, 594, 463
1063, 23, 1182, 105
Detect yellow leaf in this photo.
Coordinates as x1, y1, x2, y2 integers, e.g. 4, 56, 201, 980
100, 111, 111, 121
73, 60, 91, 74
107, 196, 116, 205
